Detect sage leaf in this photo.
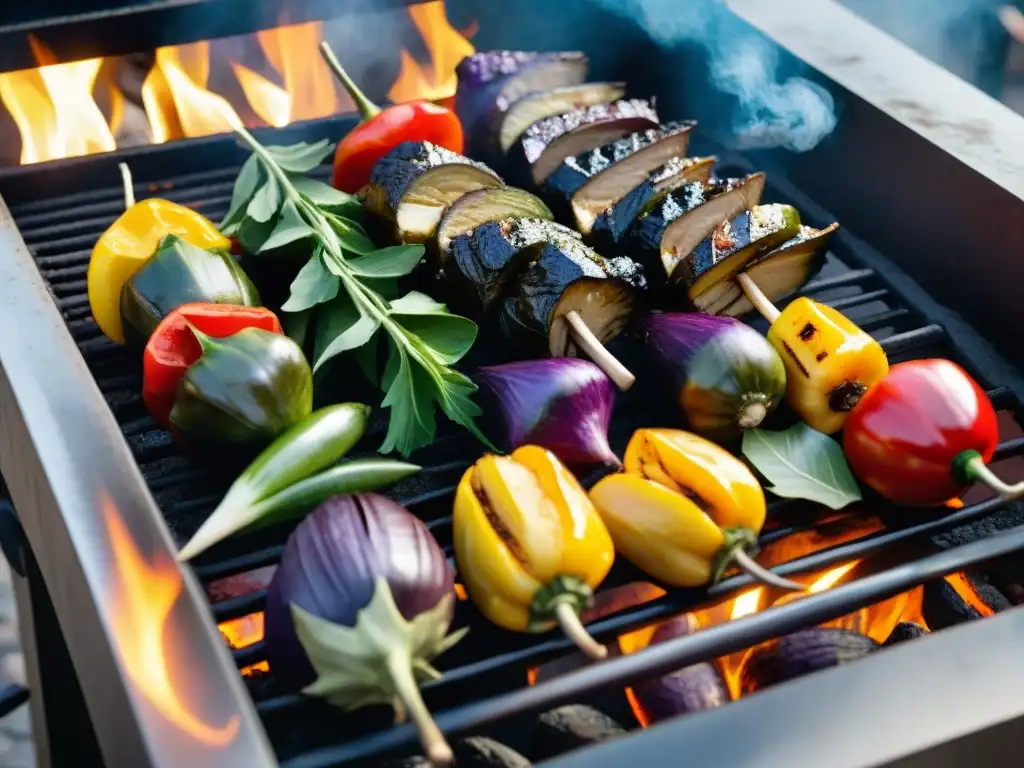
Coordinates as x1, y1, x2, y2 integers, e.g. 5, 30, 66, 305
347, 245, 425, 278
260, 199, 315, 253
313, 293, 381, 373
742, 423, 862, 510
389, 292, 446, 314
282, 254, 339, 312
353, 335, 381, 386
266, 140, 334, 173
221, 155, 262, 231
247, 177, 281, 223
292, 177, 361, 218
282, 308, 312, 348
328, 217, 380, 255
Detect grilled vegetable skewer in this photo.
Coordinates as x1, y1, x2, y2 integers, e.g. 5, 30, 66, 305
736, 273, 888, 435
589, 428, 806, 591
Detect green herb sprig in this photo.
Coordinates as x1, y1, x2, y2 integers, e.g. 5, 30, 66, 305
222, 130, 490, 457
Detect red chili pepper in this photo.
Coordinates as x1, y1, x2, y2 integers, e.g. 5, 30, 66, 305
143, 303, 282, 428
843, 359, 1002, 506
320, 42, 464, 194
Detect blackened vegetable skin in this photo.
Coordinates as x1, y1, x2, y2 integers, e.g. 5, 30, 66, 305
497, 236, 646, 357
740, 629, 879, 695
446, 218, 582, 318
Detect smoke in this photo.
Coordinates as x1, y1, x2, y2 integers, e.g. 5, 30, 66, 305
590, 0, 838, 153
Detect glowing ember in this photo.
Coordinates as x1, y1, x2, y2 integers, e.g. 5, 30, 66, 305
104, 499, 240, 745
218, 613, 268, 675
389, 0, 476, 103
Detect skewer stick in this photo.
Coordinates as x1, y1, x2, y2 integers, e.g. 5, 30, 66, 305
736, 273, 780, 324
119, 163, 136, 210
565, 310, 636, 391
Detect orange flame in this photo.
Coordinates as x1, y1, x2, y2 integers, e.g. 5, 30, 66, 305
218, 613, 269, 675
389, 0, 476, 103
105, 502, 240, 746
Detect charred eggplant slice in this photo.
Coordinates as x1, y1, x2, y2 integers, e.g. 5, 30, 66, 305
542, 121, 697, 231
668, 203, 802, 314
510, 99, 660, 186
445, 218, 581, 317
498, 82, 627, 153
362, 141, 503, 244
740, 629, 878, 694
723, 223, 839, 317
589, 156, 717, 255
435, 187, 553, 257
630, 173, 767, 285
498, 237, 646, 357
455, 51, 589, 157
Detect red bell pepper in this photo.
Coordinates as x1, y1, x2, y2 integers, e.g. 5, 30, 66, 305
320, 42, 464, 194
843, 359, 1005, 506
143, 303, 282, 428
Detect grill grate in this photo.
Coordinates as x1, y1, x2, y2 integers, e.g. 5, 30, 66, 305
5, 123, 1024, 766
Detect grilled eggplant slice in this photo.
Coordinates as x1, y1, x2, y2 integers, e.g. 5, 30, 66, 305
435, 187, 553, 257
455, 51, 589, 157
445, 218, 581, 317
362, 141, 503, 244
497, 237, 646, 357
509, 99, 660, 186
631, 173, 766, 285
723, 223, 839, 318
668, 203, 802, 314
589, 155, 717, 255
498, 82, 627, 153
542, 121, 696, 231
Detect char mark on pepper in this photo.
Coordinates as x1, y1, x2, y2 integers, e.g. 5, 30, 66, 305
799, 323, 816, 340
779, 340, 811, 378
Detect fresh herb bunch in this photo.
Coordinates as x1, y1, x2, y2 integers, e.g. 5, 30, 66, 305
222, 129, 490, 457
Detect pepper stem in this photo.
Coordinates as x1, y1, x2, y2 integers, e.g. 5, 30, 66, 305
954, 450, 1024, 500
714, 528, 807, 592
184, 321, 217, 356
119, 162, 136, 210
319, 42, 382, 122
553, 602, 607, 660
385, 650, 453, 766
565, 310, 635, 391
737, 400, 768, 429
736, 273, 781, 324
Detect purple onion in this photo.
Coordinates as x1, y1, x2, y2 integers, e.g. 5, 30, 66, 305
631, 614, 730, 725
475, 359, 619, 467
264, 493, 461, 764
740, 629, 878, 695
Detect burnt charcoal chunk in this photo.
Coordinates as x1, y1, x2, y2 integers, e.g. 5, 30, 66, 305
533, 705, 626, 761
453, 736, 532, 767
922, 573, 1009, 629
883, 622, 929, 646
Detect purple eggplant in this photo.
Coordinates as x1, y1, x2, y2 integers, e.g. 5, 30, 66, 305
631, 614, 729, 725
644, 313, 786, 441
264, 494, 465, 765
740, 629, 878, 694
455, 51, 589, 158
475, 358, 619, 467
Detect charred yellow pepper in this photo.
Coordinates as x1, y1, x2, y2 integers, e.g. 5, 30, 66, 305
766, 298, 888, 435
590, 428, 803, 591
452, 445, 614, 659
88, 164, 230, 344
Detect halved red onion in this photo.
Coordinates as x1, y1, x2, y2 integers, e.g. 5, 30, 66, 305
475, 358, 619, 467
264, 493, 463, 765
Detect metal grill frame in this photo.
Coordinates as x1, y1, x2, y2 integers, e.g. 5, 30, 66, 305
0, 1, 1024, 767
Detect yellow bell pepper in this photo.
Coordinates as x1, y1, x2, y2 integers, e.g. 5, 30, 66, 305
766, 298, 888, 435
591, 428, 803, 590
88, 194, 230, 345
452, 445, 614, 659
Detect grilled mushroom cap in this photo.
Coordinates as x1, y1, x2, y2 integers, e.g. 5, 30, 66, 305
723, 223, 838, 317
542, 121, 697, 232
589, 155, 717, 255
628, 174, 766, 284
445, 218, 581, 317
362, 141, 503, 244
498, 236, 646, 357
435, 187, 553, 258
498, 82, 627, 153
455, 51, 589, 158
668, 203, 802, 314
510, 99, 660, 186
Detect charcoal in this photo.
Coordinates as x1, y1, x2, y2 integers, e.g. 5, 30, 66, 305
883, 622, 928, 646
922, 572, 1011, 630
453, 737, 532, 768
532, 705, 626, 761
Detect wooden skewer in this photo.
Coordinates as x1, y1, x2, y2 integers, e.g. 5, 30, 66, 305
736, 273, 781, 324
565, 310, 636, 391
119, 163, 136, 210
